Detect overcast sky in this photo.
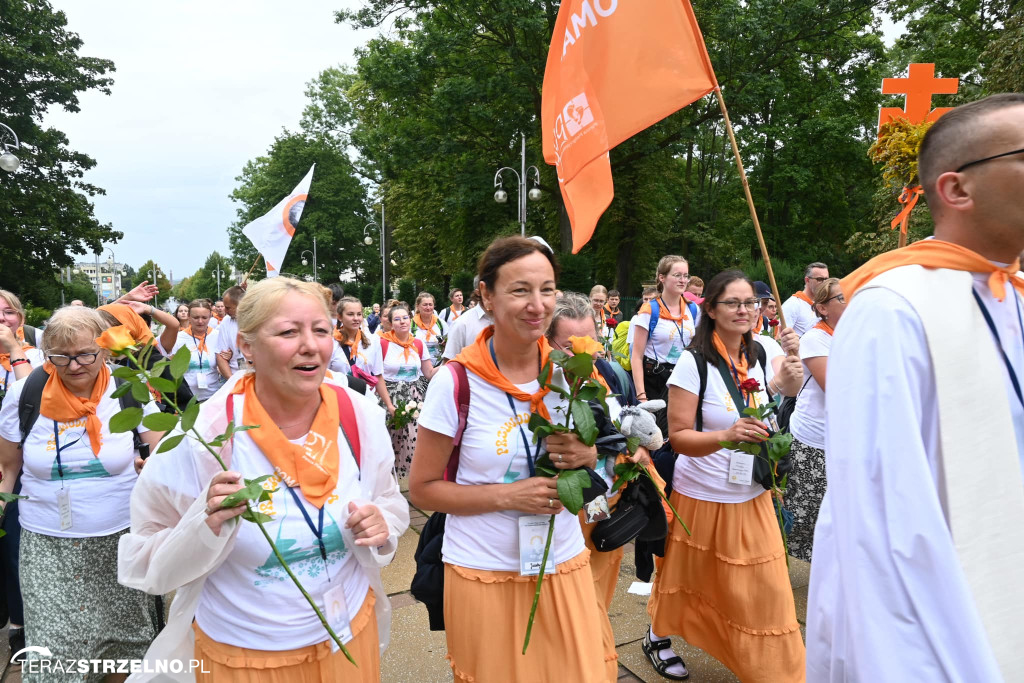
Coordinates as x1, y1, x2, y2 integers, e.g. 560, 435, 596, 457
45, 1, 377, 282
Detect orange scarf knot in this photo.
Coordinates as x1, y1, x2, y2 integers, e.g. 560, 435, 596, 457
413, 313, 438, 341
381, 330, 418, 362
454, 326, 554, 421
711, 331, 757, 402
40, 362, 110, 457
231, 374, 340, 508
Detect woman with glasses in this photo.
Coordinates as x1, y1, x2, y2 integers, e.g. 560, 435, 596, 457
380, 303, 434, 478
0, 290, 45, 404
0, 307, 164, 680
786, 277, 845, 562
630, 256, 698, 432
164, 300, 224, 402
644, 271, 804, 682
411, 236, 616, 682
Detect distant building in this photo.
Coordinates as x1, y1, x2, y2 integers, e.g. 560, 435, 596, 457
75, 258, 124, 304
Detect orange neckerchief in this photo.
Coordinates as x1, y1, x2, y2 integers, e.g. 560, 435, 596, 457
712, 331, 752, 400
231, 374, 339, 509
448, 306, 462, 321
98, 303, 154, 344
381, 330, 418, 362
454, 326, 554, 421
793, 291, 814, 305
604, 303, 621, 318
180, 325, 191, 336
654, 296, 689, 322
188, 330, 208, 352
814, 320, 834, 336
40, 361, 110, 457
333, 327, 345, 343
213, 313, 224, 322
413, 313, 439, 341
842, 239, 1024, 302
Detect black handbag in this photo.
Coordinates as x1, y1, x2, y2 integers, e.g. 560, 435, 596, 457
590, 472, 667, 551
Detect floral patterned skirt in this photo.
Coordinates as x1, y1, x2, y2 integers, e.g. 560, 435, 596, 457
784, 437, 828, 562
20, 528, 160, 682
385, 377, 428, 479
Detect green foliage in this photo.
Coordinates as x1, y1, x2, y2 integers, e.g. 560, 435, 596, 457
558, 253, 594, 295
981, 5, 1024, 93
176, 251, 232, 302
0, 0, 121, 310
23, 305, 51, 327
135, 260, 172, 298
451, 271, 475, 297
396, 278, 416, 305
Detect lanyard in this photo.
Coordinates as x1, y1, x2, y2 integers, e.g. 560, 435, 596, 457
52, 421, 84, 482
286, 486, 330, 576
488, 338, 536, 477
726, 354, 752, 408
972, 289, 1024, 411
653, 298, 685, 363
191, 332, 206, 370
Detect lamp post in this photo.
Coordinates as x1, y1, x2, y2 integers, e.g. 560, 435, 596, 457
0, 123, 20, 173
494, 133, 541, 236
148, 264, 163, 308
210, 264, 225, 298
300, 235, 318, 283
363, 220, 386, 304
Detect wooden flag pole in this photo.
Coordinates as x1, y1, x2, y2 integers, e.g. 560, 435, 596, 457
242, 253, 263, 286
898, 228, 908, 249
713, 86, 789, 332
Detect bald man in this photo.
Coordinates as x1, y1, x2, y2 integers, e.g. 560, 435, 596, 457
807, 94, 1024, 679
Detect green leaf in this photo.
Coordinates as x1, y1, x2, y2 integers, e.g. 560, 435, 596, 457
556, 470, 586, 514
110, 407, 144, 433
577, 384, 600, 402
0, 491, 28, 503
538, 360, 552, 388
148, 377, 176, 393
548, 350, 569, 365
221, 475, 277, 510
570, 400, 598, 447
110, 381, 133, 399
528, 412, 551, 432
170, 346, 191, 380
131, 381, 152, 403
180, 398, 200, 431
563, 352, 594, 380
233, 425, 258, 433
149, 359, 169, 375
742, 407, 761, 417
625, 436, 640, 454
142, 412, 179, 432
241, 509, 274, 524
155, 433, 185, 454
112, 366, 138, 380
533, 454, 558, 478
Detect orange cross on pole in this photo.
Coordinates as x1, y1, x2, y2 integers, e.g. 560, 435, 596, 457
878, 63, 959, 134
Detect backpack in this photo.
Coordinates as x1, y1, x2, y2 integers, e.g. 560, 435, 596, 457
610, 321, 632, 371
380, 337, 425, 363
18, 366, 149, 459
410, 361, 469, 631
629, 298, 699, 365
21, 325, 38, 348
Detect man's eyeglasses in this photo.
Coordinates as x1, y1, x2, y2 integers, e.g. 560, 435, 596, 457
715, 299, 759, 312
48, 352, 99, 367
807, 276, 828, 283
955, 147, 1024, 173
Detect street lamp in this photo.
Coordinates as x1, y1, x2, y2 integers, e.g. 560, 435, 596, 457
363, 221, 386, 304
94, 247, 119, 305
493, 133, 541, 236
0, 122, 20, 173
299, 235, 318, 282
148, 264, 163, 308
210, 264, 225, 298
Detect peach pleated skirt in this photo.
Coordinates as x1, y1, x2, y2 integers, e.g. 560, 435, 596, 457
193, 589, 379, 682
647, 491, 805, 683
579, 510, 625, 613
444, 550, 618, 682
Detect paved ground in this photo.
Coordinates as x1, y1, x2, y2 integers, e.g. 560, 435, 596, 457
0, 491, 811, 682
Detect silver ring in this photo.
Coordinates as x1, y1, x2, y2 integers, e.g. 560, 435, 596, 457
746, 430, 751, 437
548, 498, 554, 507
558, 454, 563, 462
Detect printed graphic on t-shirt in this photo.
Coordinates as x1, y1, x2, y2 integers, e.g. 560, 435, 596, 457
47, 420, 112, 480
496, 412, 532, 483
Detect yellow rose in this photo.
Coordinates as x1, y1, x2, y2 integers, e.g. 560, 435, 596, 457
568, 335, 603, 357
95, 325, 137, 355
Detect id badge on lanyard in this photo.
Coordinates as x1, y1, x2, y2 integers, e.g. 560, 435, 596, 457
53, 421, 82, 530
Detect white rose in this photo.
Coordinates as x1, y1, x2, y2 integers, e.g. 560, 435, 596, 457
406, 400, 417, 409
413, 410, 420, 419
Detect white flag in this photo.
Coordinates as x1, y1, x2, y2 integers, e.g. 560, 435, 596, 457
242, 165, 315, 278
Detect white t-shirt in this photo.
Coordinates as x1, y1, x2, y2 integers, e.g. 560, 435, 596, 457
790, 327, 831, 450
193, 392, 372, 650
413, 317, 445, 362
347, 334, 383, 377
381, 338, 430, 382
634, 298, 697, 365
667, 342, 777, 504
439, 306, 465, 326
207, 317, 221, 331
0, 347, 45, 399
0, 369, 158, 537
168, 329, 224, 401
211, 315, 242, 374
442, 307, 492, 361
418, 365, 587, 571
329, 340, 352, 375
781, 294, 818, 336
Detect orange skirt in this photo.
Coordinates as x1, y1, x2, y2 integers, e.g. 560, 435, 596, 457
579, 510, 624, 613
647, 491, 805, 683
193, 589, 379, 682
444, 550, 618, 682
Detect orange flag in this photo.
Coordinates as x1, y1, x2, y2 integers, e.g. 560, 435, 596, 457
542, 0, 717, 253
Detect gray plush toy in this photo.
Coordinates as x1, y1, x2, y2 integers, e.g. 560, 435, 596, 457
614, 400, 667, 476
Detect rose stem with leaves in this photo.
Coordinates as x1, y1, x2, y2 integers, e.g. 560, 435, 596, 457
120, 347, 357, 666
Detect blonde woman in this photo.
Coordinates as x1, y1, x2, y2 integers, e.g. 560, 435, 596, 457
380, 303, 433, 478
0, 290, 45, 402
0, 307, 164, 681
119, 278, 409, 682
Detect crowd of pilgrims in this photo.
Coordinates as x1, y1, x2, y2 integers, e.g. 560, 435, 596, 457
0, 233, 845, 682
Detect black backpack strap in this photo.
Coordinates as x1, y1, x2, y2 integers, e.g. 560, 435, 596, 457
687, 349, 707, 432
18, 366, 51, 449
22, 326, 37, 348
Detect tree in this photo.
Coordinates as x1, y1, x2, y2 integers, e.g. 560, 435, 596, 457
136, 260, 172, 299
981, 2, 1024, 93
176, 251, 232, 302
0, 0, 121, 308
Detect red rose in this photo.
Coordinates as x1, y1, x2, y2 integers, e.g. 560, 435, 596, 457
768, 319, 780, 327
606, 318, 618, 328
740, 378, 762, 393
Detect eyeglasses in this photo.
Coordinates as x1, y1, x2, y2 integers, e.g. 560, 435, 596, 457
48, 352, 99, 367
715, 299, 759, 312
391, 316, 410, 323
955, 147, 1024, 173
824, 293, 845, 304
668, 273, 691, 281
808, 276, 828, 283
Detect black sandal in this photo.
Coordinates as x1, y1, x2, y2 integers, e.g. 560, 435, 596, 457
642, 629, 690, 680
